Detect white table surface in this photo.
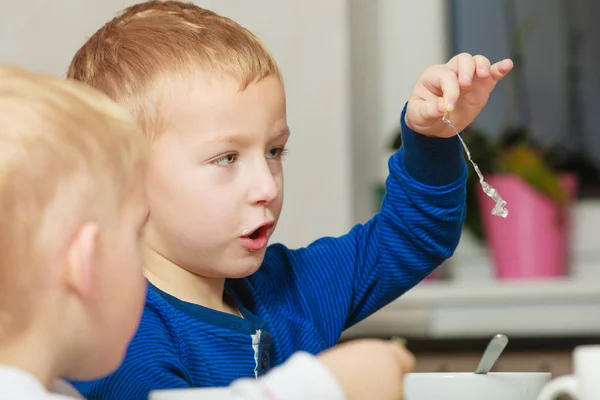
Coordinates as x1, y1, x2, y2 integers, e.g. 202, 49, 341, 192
342, 278, 600, 339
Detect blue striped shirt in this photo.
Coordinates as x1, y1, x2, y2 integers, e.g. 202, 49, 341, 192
71, 105, 467, 399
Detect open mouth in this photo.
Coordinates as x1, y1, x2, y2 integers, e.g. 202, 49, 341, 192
240, 221, 275, 252
240, 223, 271, 251
246, 227, 262, 240
243, 222, 273, 240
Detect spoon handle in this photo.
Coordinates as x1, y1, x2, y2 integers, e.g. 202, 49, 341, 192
475, 334, 509, 374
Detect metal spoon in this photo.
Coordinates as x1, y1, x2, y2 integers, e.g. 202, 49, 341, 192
475, 334, 509, 374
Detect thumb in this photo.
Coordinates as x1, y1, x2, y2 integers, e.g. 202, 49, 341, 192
418, 97, 450, 121
389, 342, 416, 374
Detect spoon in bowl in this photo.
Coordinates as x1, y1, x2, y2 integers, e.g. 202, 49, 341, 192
475, 334, 509, 374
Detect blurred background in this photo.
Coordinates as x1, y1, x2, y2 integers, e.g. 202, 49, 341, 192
2, 0, 599, 378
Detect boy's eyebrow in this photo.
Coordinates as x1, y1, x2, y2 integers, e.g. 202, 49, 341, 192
275, 128, 291, 139
203, 128, 290, 145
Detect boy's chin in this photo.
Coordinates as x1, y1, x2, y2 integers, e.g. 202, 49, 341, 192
226, 251, 266, 279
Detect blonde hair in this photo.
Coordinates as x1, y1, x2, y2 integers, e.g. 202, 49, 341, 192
67, 0, 281, 140
0, 66, 146, 318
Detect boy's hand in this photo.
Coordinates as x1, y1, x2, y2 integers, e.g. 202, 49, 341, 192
405, 53, 513, 138
318, 338, 415, 400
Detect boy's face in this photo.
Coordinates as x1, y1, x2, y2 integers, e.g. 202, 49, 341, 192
144, 73, 288, 278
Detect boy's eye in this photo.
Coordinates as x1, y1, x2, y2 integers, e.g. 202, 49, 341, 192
266, 147, 288, 160
213, 153, 237, 166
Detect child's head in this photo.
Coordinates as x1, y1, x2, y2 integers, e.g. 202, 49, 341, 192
0, 66, 148, 382
68, 1, 288, 280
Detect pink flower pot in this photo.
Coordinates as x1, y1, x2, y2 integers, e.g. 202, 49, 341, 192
477, 173, 578, 279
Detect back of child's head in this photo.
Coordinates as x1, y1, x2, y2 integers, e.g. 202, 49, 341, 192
0, 65, 147, 379
67, 0, 281, 139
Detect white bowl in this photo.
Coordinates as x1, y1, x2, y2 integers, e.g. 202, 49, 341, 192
405, 372, 551, 400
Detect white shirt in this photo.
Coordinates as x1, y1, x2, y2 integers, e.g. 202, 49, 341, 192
0, 366, 82, 399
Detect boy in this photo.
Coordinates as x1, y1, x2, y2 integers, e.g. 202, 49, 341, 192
67, 1, 512, 398
0, 65, 148, 397
0, 64, 416, 400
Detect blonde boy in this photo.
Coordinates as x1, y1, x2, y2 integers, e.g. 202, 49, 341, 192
0, 65, 416, 400
67, 1, 512, 399
0, 65, 148, 397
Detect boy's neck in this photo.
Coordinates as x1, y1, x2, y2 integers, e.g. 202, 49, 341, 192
143, 245, 236, 315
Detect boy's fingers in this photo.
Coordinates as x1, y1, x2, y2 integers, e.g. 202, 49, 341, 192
437, 68, 460, 112
473, 55, 491, 79
422, 66, 459, 111
455, 54, 475, 86
490, 59, 514, 81
418, 99, 444, 121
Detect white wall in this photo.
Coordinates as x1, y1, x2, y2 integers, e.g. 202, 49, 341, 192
349, 0, 449, 221
374, 1, 449, 182
0, 0, 448, 248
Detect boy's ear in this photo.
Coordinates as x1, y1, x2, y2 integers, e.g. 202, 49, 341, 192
65, 222, 99, 299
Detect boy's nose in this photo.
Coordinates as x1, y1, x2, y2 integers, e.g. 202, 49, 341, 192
248, 162, 280, 206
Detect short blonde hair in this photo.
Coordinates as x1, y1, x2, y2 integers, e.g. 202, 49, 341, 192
0, 66, 146, 318
67, 0, 281, 140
